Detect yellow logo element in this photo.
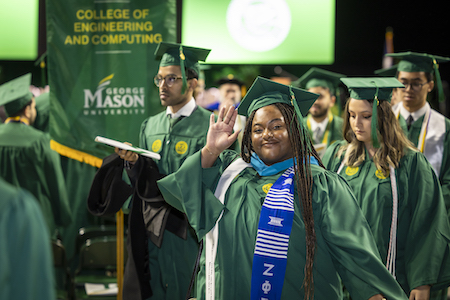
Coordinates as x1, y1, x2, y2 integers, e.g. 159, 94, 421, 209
175, 141, 188, 155
151, 140, 162, 153
375, 169, 389, 179
99, 74, 114, 85
345, 166, 359, 176
262, 184, 273, 194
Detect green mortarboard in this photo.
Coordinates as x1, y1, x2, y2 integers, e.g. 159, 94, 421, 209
237, 76, 319, 118
374, 64, 398, 77
154, 42, 211, 93
293, 67, 346, 95
0, 73, 33, 117
341, 77, 404, 148
385, 51, 450, 102
237, 77, 319, 156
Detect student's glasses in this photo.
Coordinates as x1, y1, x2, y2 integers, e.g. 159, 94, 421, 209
154, 75, 182, 87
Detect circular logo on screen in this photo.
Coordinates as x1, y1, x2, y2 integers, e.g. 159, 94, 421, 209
226, 0, 292, 52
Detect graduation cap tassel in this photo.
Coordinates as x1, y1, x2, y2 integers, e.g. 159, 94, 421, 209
179, 45, 187, 94
337, 87, 343, 117
371, 98, 380, 148
289, 86, 304, 127
432, 58, 445, 103
289, 86, 312, 155
371, 84, 380, 148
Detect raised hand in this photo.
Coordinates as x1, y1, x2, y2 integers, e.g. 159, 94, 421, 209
201, 105, 241, 168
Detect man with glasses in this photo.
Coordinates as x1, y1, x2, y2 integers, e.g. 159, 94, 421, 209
115, 42, 211, 299
293, 67, 346, 158
388, 52, 450, 219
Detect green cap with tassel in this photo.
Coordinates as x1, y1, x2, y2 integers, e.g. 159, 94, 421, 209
341, 77, 404, 148
154, 42, 211, 93
237, 76, 318, 118
385, 51, 450, 102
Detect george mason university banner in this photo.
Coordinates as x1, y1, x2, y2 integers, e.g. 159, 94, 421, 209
46, 0, 176, 165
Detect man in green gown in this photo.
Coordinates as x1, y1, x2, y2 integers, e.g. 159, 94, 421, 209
0, 178, 55, 300
0, 74, 71, 238
116, 42, 212, 299
157, 77, 408, 300
293, 67, 345, 157
386, 52, 450, 217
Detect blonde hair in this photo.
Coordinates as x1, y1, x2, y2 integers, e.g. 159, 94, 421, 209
338, 98, 416, 175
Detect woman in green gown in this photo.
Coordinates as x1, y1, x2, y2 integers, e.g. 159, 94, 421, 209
158, 77, 408, 300
322, 77, 450, 300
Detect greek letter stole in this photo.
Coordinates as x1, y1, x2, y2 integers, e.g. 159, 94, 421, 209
250, 166, 295, 300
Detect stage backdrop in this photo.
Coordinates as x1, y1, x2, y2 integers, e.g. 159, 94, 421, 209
46, 0, 176, 165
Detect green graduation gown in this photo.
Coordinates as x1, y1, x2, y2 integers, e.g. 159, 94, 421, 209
397, 111, 450, 218
0, 178, 55, 300
157, 150, 409, 300
0, 122, 71, 237
32, 94, 101, 268
323, 141, 450, 299
304, 113, 343, 158
137, 105, 211, 299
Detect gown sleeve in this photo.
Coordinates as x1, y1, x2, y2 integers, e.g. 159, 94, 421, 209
401, 151, 450, 291
438, 119, 450, 218
157, 150, 236, 240
314, 170, 408, 300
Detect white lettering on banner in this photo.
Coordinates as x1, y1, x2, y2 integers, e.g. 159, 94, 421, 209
83, 75, 146, 116
263, 263, 274, 277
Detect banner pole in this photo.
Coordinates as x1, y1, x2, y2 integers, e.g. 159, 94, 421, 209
116, 209, 124, 300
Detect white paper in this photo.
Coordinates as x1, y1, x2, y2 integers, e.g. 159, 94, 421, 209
85, 283, 118, 296
95, 136, 161, 160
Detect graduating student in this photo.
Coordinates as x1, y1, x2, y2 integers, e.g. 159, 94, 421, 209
99, 42, 212, 299
0, 178, 55, 300
386, 52, 450, 216
0, 73, 71, 238
157, 77, 408, 300
293, 67, 345, 157
322, 77, 450, 300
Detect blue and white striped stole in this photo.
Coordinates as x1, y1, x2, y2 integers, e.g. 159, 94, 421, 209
250, 166, 295, 300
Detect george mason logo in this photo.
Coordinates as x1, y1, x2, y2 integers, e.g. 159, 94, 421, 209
345, 166, 359, 176
151, 140, 162, 153
375, 169, 389, 179
262, 184, 273, 194
175, 141, 188, 155
83, 74, 145, 116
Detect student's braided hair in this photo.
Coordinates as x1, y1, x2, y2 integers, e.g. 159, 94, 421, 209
241, 102, 323, 300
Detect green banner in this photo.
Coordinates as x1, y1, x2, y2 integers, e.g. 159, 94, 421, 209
46, 0, 176, 159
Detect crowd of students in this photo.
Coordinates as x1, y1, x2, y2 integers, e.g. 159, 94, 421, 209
1, 42, 449, 300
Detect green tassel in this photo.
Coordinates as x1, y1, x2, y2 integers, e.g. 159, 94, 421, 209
371, 96, 380, 148
179, 45, 187, 94
289, 86, 312, 154
433, 58, 445, 103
